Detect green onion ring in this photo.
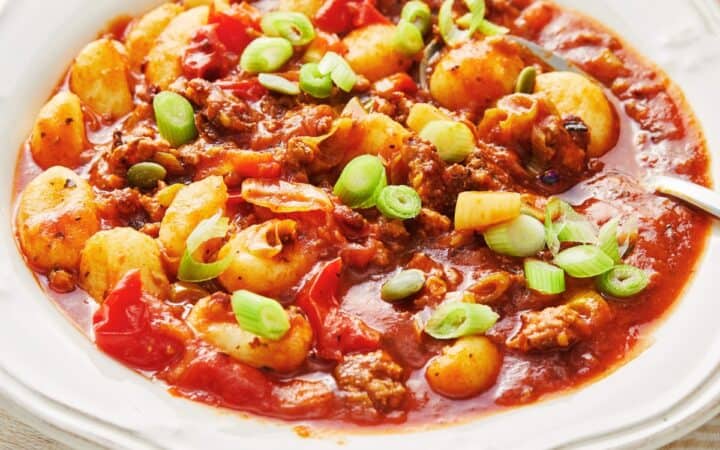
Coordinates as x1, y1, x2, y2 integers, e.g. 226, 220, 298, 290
231, 290, 290, 340
376, 185, 422, 220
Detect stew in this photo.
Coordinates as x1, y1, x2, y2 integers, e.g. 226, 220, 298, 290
12, 0, 711, 429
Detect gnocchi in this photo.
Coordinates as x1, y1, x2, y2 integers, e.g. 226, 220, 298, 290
534, 71, 619, 157
16, 167, 99, 272
158, 175, 228, 271
187, 296, 312, 372
30, 92, 86, 169
425, 336, 502, 399
79, 227, 170, 302
69, 39, 134, 119
342, 24, 414, 82
430, 37, 524, 113
145, 6, 209, 89
217, 219, 318, 297
277, 0, 325, 17
125, 3, 184, 69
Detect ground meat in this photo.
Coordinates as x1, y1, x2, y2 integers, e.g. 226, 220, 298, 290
506, 292, 612, 352
251, 103, 335, 150
333, 350, 407, 422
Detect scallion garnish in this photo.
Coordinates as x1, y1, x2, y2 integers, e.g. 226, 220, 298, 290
333, 155, 387, 208
483, 214, 546, 257
381, 269, 426, 302
553, 245, 614, 278
438, 0, 507, 46
318, 52, 357, 92
299, 62, 333, 98
153, 91, 198, 147
177, 212, 233, 282
258, 73, 300, 95
425, 301, 499, 339
260, 11, 316, 46
392, 20, 425, 55
419, 120, 475, 163
376, 185, 422, 220
596, 265, 649, 298
240, 37, 293, 73
524, 259, 566, 295
401, 1, 432, 35
598, 217, 622, 263
231, 290, 290, 341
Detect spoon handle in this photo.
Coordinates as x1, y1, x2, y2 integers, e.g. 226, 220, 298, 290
647, 175, 720, 219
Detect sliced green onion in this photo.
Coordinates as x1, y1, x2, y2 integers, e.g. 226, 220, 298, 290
425, 301, 499, 339
376, 185, 422, 220
544, 197, 562, 255
393, 20, 425, 56
177, 212, 233, 282
381, 269, 425, 302
419, 120, 475, 163
524, 259, 565, 295
618, 217, 639, 259
318, 52, 357, 92
299, 63, 333, 98
401, 1, 432, 35
515, 66, 537, 94
258, 73, 300, 95
231, 290, 290, 340
153, 91, 198, 147
553, 245, 614, 278
556, 201, 598, 244
483, 215, 546, 257
596, 265, 649, 298
240, 37, 293, 73
438, 0, 505, 45
260, 11, 316, 46
333, 155, 387, 208
127, 162, 167, 190
598, 218, 622, 263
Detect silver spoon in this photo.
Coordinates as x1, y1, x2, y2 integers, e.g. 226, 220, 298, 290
507, 35, 720, 219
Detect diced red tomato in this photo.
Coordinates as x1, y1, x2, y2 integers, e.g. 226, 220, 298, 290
216, 78, 268, 101
296, 258, 380, 360
228, 150, 281, 179
210, 3, 261, 53
93, 270, 185, 371
315, 0, 389, 35
171, 344, 273, 410
374, 73, 418, 95
182, 24, 237, 81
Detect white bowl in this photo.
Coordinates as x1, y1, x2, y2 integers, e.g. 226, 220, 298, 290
1, 0, 719, 449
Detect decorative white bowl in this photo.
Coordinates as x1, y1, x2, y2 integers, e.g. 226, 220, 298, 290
1, 0, 719, 448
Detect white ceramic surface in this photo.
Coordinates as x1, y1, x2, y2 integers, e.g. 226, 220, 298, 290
1, 1, 719, 449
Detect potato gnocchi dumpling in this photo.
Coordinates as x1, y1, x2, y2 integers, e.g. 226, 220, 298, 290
158, 175, 228, 271
126, 3, 184, 69
16, 167, 99, 272
344, 112, 411, 163
30, 92, 86, 169
277, 0, 325, 17
534, 71, 619, 157
426, 336, 502, 399
69, 38, 134, 119
343, 24, 414, 82
217, 219, 318, 297
187, 296, 312, 372
430, 37, 525, 113
146, 6, 209, 89
79, 227, 170, 302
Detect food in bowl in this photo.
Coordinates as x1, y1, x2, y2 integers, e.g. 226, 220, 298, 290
12, 0, 711, 427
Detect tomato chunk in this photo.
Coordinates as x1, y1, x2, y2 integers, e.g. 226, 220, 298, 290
182, 25, 237, 81
216, 78, 268, 101
210, 3, 261, 53
297, 258, 380, 360
315, 0, 389, 35
93, 270, 185, 371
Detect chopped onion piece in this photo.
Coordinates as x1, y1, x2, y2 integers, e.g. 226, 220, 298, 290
177, 212, 233, 282
483, 215, 546, 257
524, 259, 565, 294
553, 245, 614, 278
